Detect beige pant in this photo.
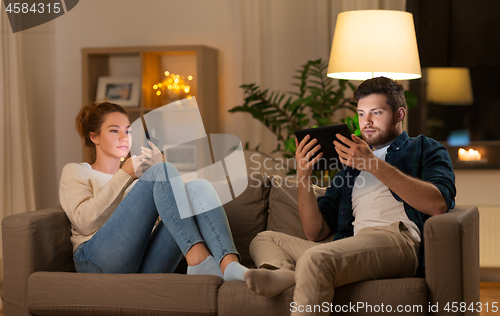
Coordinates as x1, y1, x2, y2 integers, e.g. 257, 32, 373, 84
249, 222, 420, 316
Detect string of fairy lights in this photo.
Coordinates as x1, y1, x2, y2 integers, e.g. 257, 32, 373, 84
153, 71, 193, 101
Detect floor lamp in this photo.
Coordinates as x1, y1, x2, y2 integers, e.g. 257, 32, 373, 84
327, 10, 421, 81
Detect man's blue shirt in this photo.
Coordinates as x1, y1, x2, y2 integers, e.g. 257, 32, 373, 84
317, 131, 456, 276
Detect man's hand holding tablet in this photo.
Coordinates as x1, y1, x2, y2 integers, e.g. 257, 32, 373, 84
294, 124, 352, 172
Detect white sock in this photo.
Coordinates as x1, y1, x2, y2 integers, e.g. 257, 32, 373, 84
223, 261, 248, 282
187, 255, 223, 278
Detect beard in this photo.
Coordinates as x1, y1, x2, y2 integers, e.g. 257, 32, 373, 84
361, 117, 399, 148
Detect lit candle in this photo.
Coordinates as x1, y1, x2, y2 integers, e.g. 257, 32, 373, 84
458, 148, 481, 161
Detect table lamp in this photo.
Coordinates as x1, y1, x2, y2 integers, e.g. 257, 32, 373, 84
426, 67, 474, 105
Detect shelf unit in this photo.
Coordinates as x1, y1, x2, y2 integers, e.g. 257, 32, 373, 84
81, 45, 219, 162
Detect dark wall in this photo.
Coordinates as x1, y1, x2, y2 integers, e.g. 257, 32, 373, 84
407, 0, 500, 139
407, 0, 500, 67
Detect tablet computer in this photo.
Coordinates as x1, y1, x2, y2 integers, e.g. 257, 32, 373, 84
294, 124, 352, 171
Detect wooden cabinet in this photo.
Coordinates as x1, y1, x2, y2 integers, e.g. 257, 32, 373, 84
81, 45, 219, 162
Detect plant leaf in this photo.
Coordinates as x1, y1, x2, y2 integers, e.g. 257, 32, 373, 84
404, 90, 418, 109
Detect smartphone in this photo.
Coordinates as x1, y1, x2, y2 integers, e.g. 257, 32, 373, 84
144, 135, 160, 149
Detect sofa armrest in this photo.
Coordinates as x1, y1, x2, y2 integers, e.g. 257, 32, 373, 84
2, 205, 74, 316
424, 204, 480, 316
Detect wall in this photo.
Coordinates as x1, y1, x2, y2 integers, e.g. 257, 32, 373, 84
408, 0, 500, 67
455, 170, 500, 268
22, 22, 57, 208
23, 0, 245, 208
24, 0, 368, 208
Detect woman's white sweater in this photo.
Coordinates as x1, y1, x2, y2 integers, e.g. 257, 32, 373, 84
59, 162, 135, 252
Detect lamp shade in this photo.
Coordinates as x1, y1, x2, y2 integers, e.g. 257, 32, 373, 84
426, 68, 474, 105
327, 10, 421, 80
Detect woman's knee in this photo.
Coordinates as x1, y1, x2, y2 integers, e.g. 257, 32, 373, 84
145, 162, 181, 180
185, 179, 223, 211
185, 178, 212, 191
160, 161, 180, 175
185, 179, 221, 201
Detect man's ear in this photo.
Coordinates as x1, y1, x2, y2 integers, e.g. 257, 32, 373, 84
397, 107, 406, 123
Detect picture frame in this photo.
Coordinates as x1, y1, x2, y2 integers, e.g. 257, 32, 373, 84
162, 144, 198, 170
96, 77, 141, 107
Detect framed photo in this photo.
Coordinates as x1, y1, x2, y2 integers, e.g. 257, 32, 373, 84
96, 77, 141, 107
163, 144, 198, 170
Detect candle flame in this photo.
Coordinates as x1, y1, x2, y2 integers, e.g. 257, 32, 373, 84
458, 148, 481, 161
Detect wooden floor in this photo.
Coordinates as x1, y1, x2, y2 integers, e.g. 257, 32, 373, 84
0, 283, 498, 315
480, 282, 500, 316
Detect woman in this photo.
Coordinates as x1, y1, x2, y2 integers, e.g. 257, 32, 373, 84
60, 101, 247, 280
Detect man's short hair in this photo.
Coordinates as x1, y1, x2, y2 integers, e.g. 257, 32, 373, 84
353, 77, 407, 112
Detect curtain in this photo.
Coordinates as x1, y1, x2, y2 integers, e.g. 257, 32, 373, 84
237, 0, 405, 175
0, 6, 36, 309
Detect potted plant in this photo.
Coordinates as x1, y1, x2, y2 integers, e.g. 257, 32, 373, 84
230, 58, 417, 184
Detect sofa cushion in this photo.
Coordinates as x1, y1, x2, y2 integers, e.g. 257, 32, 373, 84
266, 175, 327, 240
222, 173, 271, 268
28, 272, 223, 316
218, 278, 427, 316
332, 278, 428, 315
218, 280, 294, 316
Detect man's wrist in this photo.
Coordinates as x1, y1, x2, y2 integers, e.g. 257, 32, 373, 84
369, 159, 395, 181
297, 173, 314, 188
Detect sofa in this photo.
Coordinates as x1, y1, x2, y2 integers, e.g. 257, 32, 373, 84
2, 173, 480, 316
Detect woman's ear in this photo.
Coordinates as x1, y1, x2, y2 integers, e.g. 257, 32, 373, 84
89, 132, 99, 146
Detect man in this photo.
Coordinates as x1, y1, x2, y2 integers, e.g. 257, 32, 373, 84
242, 77, 456, 315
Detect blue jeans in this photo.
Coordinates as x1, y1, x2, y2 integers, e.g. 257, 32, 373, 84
73, 162, 239, 274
